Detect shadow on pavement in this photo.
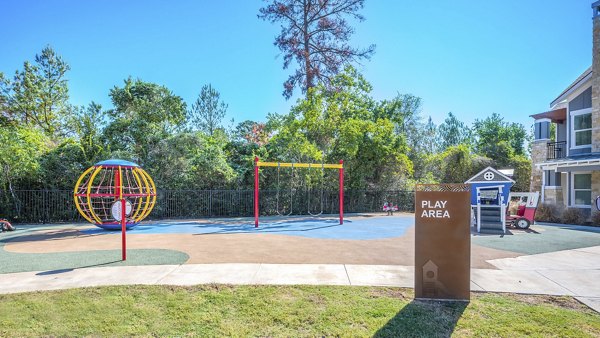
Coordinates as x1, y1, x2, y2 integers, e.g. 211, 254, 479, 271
35, 259, 123, 276
193, 221, 344, 235
1, 229, 100, 244
374, 300, 467, 338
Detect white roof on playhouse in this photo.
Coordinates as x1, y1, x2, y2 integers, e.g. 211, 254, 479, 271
465, 166, 515, 184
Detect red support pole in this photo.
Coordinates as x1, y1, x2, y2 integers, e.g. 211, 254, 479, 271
339, 160, 344, 225
115, 167, 126, 261
121, 198, 126, 261
254, 156, 259, 228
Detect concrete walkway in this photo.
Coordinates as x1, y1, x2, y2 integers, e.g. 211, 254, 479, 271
3, 246, 600, 312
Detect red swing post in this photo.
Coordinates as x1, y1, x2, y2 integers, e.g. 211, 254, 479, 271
339, 160, 344, 225
254, 156, 260, 228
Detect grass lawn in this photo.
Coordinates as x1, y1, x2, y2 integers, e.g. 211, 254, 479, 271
1, 285, 599, 337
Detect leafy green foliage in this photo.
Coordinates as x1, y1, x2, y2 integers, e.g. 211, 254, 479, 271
38, 141, 88, 189
188, 84, 228, 135
0, 46, 534, 199
0, 46, 71, 137
438, 112, 471, 149
146, 131, 237, 189
104, 78, 186, 166
473, 112, 527, 163
508, 154, 532, 192
68, 102, 107, 165
266, 67, 412, 190
0, 126, 48, 191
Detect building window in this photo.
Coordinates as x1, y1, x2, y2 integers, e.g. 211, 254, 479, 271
572, 173, 591, 207
545, 171, 561, 187
534, 120, 550, 140
571, 109, 592, 148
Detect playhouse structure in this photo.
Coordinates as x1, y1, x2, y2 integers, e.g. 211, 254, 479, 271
465, 167, 514, 233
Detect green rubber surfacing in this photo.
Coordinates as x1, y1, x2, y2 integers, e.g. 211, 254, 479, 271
0, 226, 189, 274
472, 223, 600, 255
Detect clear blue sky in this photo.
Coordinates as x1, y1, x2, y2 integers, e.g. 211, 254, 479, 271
0, 0, 593, 129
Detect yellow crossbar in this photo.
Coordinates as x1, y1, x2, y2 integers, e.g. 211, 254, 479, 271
256, 161, 343, 169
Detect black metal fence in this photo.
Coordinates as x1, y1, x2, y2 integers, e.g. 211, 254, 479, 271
0, 189, 415, 223
547, 141, 566, 160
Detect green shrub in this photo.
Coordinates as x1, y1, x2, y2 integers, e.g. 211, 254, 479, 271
534, 203, 560, 223
560, 207, 587, 225
591, 212, 600, 226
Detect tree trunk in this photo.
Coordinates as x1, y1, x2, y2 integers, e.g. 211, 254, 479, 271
303, 0, 313, 93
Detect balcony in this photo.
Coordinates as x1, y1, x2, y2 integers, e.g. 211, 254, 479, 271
547, 141, 566, 160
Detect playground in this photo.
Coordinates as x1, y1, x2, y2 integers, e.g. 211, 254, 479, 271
4, 212, 600, 275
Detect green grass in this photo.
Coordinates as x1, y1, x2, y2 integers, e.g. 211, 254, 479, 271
0, 285, 598, 337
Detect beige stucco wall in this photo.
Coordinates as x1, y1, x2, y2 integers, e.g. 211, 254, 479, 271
592, 171, 600, 218
561, 173, 569, 206
530, 140, 547, 193
543, 187, 564, 206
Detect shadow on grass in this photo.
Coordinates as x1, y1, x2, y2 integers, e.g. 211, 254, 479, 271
374, 300, 467, 338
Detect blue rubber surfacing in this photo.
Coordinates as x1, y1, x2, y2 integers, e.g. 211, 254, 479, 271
81, 215, 415, 240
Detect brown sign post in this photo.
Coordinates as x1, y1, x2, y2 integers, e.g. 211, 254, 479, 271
415, 184, 471, 301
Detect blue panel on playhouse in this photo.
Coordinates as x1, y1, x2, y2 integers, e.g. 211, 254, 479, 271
465, 167, 515, 206
467, 182, 513, 206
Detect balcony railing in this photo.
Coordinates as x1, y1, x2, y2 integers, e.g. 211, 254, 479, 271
547, 141, 566, 160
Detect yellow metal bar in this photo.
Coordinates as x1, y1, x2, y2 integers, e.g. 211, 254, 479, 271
118, 166, 123, 200
138, 168, 156, 221
135, 168, 152, 222
73, 166, 96, 224
256, 161, 342, 169
145, 168, 157, 217
86, 166, 104, 224
130, 168, 144, 220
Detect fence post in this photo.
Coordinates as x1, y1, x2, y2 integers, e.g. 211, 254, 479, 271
2, 188, 419, 223
209, 190, 213, 218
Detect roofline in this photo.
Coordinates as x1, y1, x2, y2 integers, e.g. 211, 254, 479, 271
529, 107, 567, 122
550, 67, 592, 108
536, 157, 600, 169
464, 166, 515, 184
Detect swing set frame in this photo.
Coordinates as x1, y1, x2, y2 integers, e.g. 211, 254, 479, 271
254, 156, 344, 227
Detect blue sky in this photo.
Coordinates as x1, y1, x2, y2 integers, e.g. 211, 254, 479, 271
0, 0, 593, 129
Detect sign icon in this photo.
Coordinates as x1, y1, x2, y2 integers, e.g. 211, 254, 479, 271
111, 200, 133, 221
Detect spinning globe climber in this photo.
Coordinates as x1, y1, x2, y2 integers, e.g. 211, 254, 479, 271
74, 160, 156, 230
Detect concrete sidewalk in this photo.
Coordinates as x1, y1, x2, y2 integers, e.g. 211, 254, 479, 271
1, 262, 599, 309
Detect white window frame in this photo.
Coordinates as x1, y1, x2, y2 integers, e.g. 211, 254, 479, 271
570, 172, 592, 208
570, 108, 592, 149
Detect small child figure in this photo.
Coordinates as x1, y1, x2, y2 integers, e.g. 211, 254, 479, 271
383, 202, 395, 216
0, 219, 14, 232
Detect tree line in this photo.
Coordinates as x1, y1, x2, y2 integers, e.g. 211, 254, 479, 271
0, 46, 531, 196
